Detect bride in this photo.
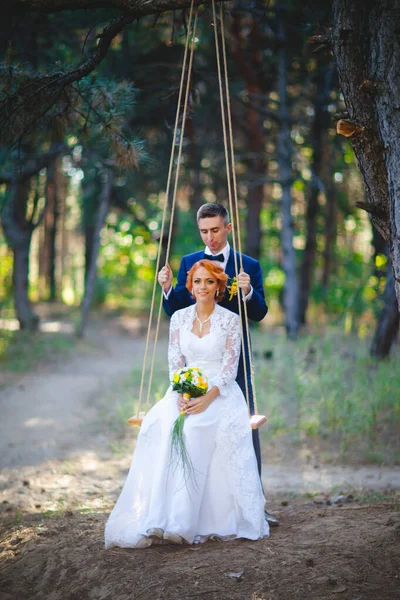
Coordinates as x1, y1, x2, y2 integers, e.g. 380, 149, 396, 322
105, 259, 269, 548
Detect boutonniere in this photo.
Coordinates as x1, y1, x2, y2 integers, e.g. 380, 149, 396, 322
227, 276, 238, 301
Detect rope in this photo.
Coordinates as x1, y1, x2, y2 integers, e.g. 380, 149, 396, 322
212, 0, 259, 416
144, 7, 199, 413
135, 0, 260, 419
211, 0, 250, 416
219, 2, 259, 416
135, 0, 196, 418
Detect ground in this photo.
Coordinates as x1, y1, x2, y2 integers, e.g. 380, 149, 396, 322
0, 313, 399, 600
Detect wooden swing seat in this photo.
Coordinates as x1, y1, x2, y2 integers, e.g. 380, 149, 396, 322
250, 414, 267, 429
127, 412, 146, 426
128, 412, 267, 429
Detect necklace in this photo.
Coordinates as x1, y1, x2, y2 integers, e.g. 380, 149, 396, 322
195, 309, 214, 333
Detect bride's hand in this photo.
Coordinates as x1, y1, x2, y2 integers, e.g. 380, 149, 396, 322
177, 394, 189, 411
185, 389, 218, 415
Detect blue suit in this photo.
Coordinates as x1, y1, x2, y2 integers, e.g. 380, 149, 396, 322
163, 247, 268, 475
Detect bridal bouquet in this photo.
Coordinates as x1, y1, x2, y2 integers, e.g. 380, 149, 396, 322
171, 367, 208, 480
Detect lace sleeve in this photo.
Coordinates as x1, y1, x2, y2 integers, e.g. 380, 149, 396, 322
168, 311, 185, 382
213, 313, 241, 396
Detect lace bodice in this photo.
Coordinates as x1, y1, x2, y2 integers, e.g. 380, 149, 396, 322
168, 304, 241, 396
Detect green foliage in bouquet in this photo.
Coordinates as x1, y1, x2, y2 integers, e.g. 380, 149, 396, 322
170, 367, 208, 483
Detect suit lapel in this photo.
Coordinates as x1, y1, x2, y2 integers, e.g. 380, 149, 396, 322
220, 248, 239, 310
187, 251, 205, 269
225, 247, 236, 278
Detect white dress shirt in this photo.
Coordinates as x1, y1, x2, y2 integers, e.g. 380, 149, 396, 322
204, 241, 231, 270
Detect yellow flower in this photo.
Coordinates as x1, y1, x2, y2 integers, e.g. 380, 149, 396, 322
227, 277, 238, 301
173, 374, 180, 383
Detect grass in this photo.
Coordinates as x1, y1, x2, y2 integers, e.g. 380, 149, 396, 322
252, 326, 400, 465
356, 490, 399, 504
0, 329, 75, 372
102, 325, 400, 466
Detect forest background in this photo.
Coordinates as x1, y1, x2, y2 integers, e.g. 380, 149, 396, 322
0, 0, 399, 465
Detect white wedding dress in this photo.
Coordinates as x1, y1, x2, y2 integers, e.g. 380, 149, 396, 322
105, 303, 269, 548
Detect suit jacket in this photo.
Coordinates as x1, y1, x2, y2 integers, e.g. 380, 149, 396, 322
162, 248, 268, 411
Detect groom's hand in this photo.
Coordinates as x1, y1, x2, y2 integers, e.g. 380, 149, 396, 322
237, 269, 251, 296
158, 264, 173, 292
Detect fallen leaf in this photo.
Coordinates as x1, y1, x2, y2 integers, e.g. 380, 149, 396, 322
224, 570, 244, 580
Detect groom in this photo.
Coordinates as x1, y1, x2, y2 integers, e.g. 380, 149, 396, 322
158, 202, 278, 527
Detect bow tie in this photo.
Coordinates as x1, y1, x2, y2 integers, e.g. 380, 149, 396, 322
204, 253, 225, 262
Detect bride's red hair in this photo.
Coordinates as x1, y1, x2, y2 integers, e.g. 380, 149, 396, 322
186, 260, 228, 302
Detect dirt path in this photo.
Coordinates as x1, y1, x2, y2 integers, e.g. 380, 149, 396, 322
0, 316, 399, 600
0, 317, 144, 469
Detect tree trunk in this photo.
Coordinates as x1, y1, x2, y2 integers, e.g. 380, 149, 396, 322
371, 257, 400, 358
231, 15, 266, 260
81, 168, 99, 284
44, 157, 60, 300
277, 5, 298, 339
1, 179, 40, 330
13, 237, 40, 330
77, 169, 113, 338
84, 222, 95, 284
298, 63, 333, 324
331, 0, 400, 308
244, 118, 264, 259
186, 118, 204, 220
321, 165, 337, 291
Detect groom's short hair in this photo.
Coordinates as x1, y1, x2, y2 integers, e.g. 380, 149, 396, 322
197, 203, 230, 226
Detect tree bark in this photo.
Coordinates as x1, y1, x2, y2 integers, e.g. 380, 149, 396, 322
331, 0, 400, 308
13, 238, 40, 331
185, 118, 204, 220
370, 257, 399, 358
277, 5, 298, 339
1, 179, 40, 331
321, 162, 337, 291
77, 169, 113, 338
298, 62, 334, 323
81, 168, 99, 284
231, 15, 267, 260
42, 158, 61, 300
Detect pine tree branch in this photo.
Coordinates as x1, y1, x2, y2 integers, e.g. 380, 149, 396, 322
8, 0, 229, 16
58, 12, 135, 87
1, 0, 229, 146
0, 12, 133, 143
